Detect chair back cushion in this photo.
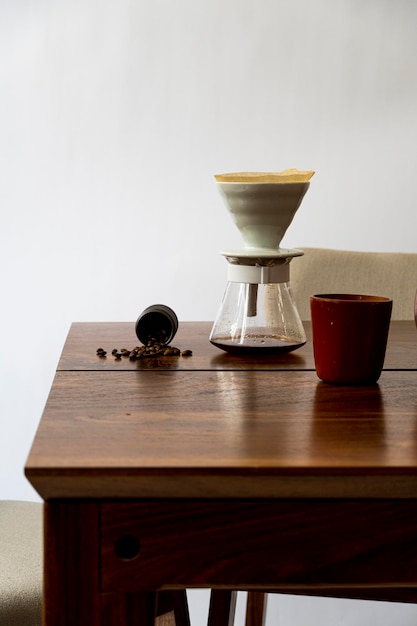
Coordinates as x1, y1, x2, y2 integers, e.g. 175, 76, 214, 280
290, 247, 417, 321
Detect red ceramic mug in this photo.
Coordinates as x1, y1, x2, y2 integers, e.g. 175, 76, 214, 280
310, 294, 393, 385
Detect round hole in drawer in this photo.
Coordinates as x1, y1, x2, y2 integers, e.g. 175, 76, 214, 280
114, 535, 141, 561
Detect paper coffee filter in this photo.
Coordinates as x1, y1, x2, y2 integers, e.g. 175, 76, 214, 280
214, 169, 315, 183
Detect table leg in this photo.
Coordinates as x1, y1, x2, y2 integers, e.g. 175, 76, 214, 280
101, 592, 157, 626
44, 502, 102, 625
245, 592, 268, 626
208, 590, 237, 626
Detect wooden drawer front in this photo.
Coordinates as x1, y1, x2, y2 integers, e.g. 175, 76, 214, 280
100, 500, 417, 592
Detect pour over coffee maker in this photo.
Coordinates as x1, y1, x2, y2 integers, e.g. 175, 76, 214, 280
209, 169, 314, 354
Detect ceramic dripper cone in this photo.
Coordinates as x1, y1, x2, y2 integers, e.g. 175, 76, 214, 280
215, 169, 314, 254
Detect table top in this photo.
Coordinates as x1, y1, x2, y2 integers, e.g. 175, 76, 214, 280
25, 321, 417, 501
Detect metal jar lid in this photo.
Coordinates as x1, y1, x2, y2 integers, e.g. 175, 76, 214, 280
135, 304, 178, 346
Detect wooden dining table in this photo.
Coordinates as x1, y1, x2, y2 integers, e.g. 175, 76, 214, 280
25, 320, 417, 625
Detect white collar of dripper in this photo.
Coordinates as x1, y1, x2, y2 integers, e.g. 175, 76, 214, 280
226, 262, 288, 284
221, 248, 303, 284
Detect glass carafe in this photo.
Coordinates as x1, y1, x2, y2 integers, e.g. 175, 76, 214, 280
209, 260, 306, 353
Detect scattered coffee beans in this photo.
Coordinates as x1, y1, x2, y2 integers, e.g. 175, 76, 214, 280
96, 336, 192, 361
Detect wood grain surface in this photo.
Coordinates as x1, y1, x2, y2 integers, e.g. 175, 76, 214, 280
100, 500, 417, 591
26, 365, 417, 498
26, 321, 417, 499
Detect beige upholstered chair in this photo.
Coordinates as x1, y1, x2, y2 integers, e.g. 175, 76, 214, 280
0, 500, 43, 625
289, 247, 417, 321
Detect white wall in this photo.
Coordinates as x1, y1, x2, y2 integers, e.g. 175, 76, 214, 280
1, 0, 417, 624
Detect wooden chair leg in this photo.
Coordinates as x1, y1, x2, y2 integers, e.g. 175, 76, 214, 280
171, 590, 191, 626
245, 592, 268, 626
156, 591, 191, 626
208, 590, 237, 626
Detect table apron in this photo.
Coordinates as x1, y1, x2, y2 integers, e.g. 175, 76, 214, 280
100, 499, 417, 592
